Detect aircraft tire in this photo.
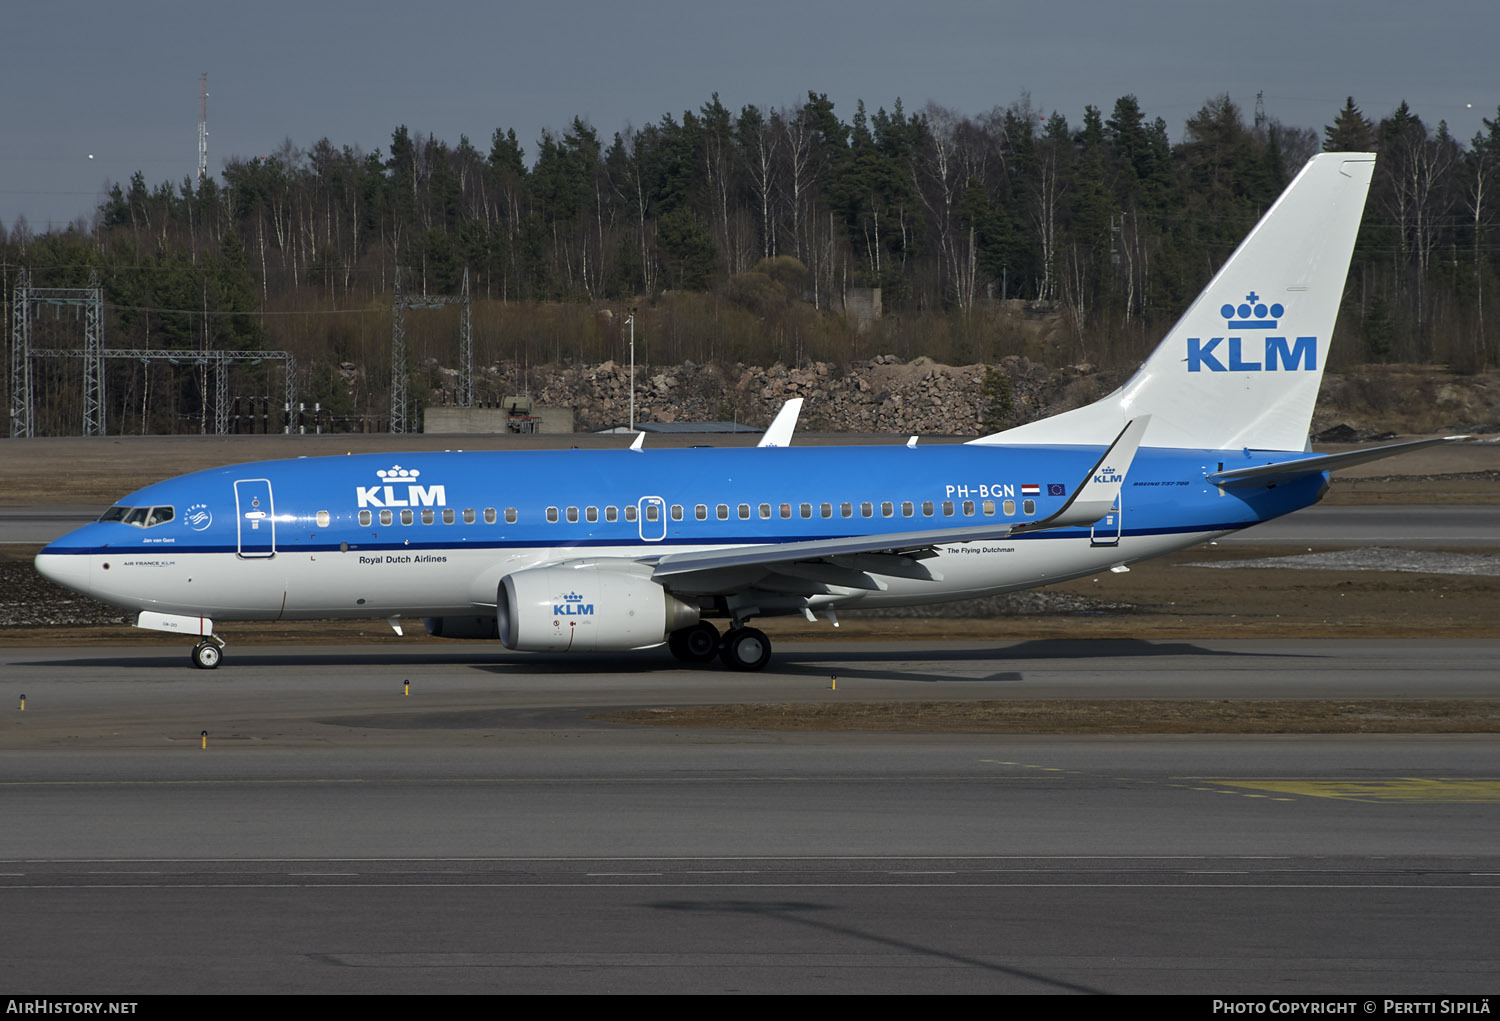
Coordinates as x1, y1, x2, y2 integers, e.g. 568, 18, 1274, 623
668, 621, 720, 663
719, 626, 771, 671
191, 641, 222, 670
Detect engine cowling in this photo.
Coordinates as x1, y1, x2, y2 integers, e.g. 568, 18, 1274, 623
497, 566, 699, 652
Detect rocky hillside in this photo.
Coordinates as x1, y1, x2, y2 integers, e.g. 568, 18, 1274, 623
453, 357, 1500, 438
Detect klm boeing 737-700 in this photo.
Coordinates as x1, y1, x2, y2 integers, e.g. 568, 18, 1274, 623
35, 152, 1463, 671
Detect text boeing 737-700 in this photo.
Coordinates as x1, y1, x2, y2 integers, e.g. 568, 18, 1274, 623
34, 153, 1464, 671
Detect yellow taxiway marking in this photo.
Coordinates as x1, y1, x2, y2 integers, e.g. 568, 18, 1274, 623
1211, 779, 1500, 803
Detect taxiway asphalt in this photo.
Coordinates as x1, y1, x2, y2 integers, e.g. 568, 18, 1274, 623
3, 638, 1497, 994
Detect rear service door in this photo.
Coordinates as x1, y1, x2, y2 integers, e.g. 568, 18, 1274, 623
1089, 497, 1122, 547
235, 478, 277, 558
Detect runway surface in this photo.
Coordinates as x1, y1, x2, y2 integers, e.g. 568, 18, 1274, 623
4, 639, 1498, 994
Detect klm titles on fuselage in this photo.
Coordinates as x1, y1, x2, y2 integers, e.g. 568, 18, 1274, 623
354, 466, 447, 509
1187, 292, 1316, 373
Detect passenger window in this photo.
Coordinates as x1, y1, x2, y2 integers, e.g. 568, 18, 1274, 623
464, 508, 476, 524
800, 503, 812, 518
505, 508, 518, 524
380, 510, 393, 526
820, 503, 832, 518
625, 505, 637, 522
781, 503, 793, 519
840, 502, 853, 518
716, 504, 729, 520
902, 501, 914, 517
982, 500, 995, 516
605, 506, 618, 522
485, 507, 498, 524
400, 509, 414, 526
695, 504, 708, 521
738, 504, 750, 519
442, 509, 455, 525
759, 503, 771, 519
942, 501, 954, 516
646, 504, 660, 522
1023, 499, 1036, 516
1003, 500, 1015, 516
546, 507, 559, 523
922, 501, 934, 516
421, 509, 435, 525
962, 501, 975, 516
566, 507, 579, 523
670, 505, 682, 521
860, 502, 873, 518
359, 510, 372, 527
316, 511, 331, 528
587, 506, 599, 522
880, 502, 893, 517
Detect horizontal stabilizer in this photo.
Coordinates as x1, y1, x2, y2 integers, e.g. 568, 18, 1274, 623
1206, 435, 1471, 487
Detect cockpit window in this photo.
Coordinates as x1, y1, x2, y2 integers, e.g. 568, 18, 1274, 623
99, 505, 175, 528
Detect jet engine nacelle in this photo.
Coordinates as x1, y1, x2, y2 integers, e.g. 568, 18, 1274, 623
497, 566, 699, 652
422, 615, 500, 640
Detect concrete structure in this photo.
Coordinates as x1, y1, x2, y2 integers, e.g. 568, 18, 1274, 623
423, 405, 573, 435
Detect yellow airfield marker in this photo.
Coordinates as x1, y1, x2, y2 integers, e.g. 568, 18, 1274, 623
201, 730, 208, 750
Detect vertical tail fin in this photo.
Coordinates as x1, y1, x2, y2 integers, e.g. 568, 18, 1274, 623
971, 153, 1375, 452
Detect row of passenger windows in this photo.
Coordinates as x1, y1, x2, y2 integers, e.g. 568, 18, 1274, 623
543, 498, 1036, 524
346, 507, 518, 528
332, 498, 1038, 531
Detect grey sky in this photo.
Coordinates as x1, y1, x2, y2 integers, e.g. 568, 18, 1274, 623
4, 0, 1495, 232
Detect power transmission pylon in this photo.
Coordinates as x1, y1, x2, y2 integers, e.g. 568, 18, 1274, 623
391, 265, 473, 433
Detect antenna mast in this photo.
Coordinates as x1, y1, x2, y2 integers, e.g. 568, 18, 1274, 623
197, 73, 209, 185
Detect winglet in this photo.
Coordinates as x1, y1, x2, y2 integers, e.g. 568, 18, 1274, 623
1015, 416, 1150, 533
757, 398, 803, 448
629, 432, 646, 452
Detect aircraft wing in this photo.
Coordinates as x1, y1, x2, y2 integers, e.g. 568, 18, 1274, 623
1206, 435, 1470, 488
650, 416, 1149, 586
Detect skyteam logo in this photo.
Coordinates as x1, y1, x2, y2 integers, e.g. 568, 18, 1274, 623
355, 464, 447, 509
553, 591, 594, 617
185, 503, 212, 531
1188, 291, 1317, 373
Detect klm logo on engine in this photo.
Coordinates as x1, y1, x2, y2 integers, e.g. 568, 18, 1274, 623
554, 591, 594, 617
1187, 292, 1316, 373
356, 465, 447, 508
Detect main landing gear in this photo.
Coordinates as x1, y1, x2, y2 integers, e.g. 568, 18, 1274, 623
190, 636, 226, 670
667, 621, 773, 671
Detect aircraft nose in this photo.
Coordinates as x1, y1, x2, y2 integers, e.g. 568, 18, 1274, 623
34, 549, 91, 595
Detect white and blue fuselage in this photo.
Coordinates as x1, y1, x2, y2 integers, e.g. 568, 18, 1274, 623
37, 442, 1323, 622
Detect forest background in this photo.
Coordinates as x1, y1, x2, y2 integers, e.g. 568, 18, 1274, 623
5, 90, 1498, 435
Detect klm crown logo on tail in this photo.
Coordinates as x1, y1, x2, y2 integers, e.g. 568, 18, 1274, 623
1187, 291, 1317, 373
